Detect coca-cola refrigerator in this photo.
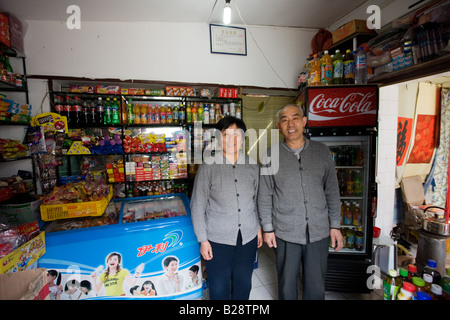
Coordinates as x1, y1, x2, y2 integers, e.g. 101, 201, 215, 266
298, 84, 378, 293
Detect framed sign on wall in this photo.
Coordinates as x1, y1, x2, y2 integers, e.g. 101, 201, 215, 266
209, 24, 247, 56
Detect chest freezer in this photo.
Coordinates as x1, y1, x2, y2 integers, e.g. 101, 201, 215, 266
39, 193, 202, 300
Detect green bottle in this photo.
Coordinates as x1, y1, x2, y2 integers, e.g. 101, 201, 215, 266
127, 99, 134, 124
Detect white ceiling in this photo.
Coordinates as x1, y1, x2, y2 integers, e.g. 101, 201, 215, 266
1, 0, 370, 29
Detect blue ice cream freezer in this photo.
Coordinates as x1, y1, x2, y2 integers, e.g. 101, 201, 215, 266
39, 193, 202, 300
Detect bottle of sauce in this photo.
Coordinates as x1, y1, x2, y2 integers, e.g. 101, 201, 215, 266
430, 284, 443, 300
397, 282, 415, 300
423, 273, 433, 293
407, 264, 417, 282
412, 276, 426, 293
383, 269, 401, 300
421, 259, 442, 285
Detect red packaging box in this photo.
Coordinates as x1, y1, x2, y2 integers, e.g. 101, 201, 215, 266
0, 13, 10, 48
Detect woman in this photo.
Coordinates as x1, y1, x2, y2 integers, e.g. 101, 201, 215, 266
190, 116, 262, 300
157, 256, 184, 296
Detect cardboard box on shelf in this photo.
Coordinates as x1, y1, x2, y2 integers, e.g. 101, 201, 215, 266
0, 268, 50, 300
0, 195, 41, 225
332, 19, 376, 44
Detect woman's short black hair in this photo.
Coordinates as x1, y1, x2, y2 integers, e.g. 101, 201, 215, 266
215, 116, 247, 132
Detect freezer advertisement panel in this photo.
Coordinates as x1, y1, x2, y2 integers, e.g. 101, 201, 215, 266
40, 196, 202, 300
305, 85, 378, 127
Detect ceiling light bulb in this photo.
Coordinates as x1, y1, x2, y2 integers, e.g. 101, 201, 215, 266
223, 0, 231, 25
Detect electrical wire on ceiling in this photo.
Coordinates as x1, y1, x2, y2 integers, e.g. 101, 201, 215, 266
233, 0, 296, 94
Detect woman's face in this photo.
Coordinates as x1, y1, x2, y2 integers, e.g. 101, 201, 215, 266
108, 255, 120, 269
166, 260, 178, 273
221, 123, 243, 155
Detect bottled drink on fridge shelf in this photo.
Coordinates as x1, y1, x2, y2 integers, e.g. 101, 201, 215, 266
192, 103, 198, 122
345, 170, 354, 196
167, 104, 173, 123
172, 104, 179, 123
298, 64, 307, 90
72, 96, 83, 128
154, 104, 160, 124
147, 104, 154, 124
354, 169, 362, 197
209, 103, 215, 123
160, 104, 166, 124
343, 49, 355, 84
320, 51, 333, 85
343, 201, 352, 225
140, 104, 148, 124
332, 50, 344, 84
309, 54, 321, 86
383, 269, 401, 300
346, 228, 355, 249
63, 96, 72, 126
355, 46, 368, 85
111, 98, 120, 125
198, 103, 204, 122
422, 259, 442, 285
203, 104, 210, 124
96, 97, 104, 126
82, 100, 89, 126
88, 100, 96, 125
179, 103, 186, 123
235, 104, 241, 119
229, 102, 235, 117
103, 98, 112, 125
127, 99, 134, 124
186, 103, 192, 123
215, 104, 222, 123
134, 104, 141, 124
354, 227, 364, 251
352, 201, 361, 226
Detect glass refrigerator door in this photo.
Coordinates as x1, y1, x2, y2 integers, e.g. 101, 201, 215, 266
311, 135, 371, 255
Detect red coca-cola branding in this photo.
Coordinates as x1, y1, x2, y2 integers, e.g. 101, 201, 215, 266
306, 86, 378, 127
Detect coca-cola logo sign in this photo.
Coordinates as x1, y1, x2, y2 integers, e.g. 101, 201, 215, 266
306, 86, 378, 127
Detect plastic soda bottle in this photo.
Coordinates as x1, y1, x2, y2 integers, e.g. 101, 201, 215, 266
203, 104, 210, 124
355, 46, 368, 84
343, 49, 355, 84
134, 104, 141, 124
104, 98, 112, 125
346, 228, 355, 249
192, 103, 198, 122
140, 104, 148, 124
383, 269, 401, 300
160, 105, 167, 124
147, 104, 153, 124
332, 49, 344, 84
154, 104, 160, 124
354, 170, 362, 197
179, 103, 186, 123
309, 54, 321, 86
186, 103, 192, 123
320, 51, 333, 85
127, 99, 134, 124
111, 98, 120, 125
166, 104, 173, 123
354, 227, 364, 251
172, 104, 179, 123
198, 103, 204, 122
422, 259, 442, 284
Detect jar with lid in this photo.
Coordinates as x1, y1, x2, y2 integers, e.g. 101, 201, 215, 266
429, 284, 443, 300
397, 282, 415, 300
412, 276, 426, 293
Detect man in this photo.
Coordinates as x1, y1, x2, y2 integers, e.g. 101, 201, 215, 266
258, 104, 343, 300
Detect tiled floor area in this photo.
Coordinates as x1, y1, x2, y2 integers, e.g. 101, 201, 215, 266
249, 243, 383, 300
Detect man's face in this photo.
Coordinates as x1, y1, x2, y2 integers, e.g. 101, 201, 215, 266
276, 105, 307, 143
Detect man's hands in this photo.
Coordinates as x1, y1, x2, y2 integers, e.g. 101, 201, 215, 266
263, 232, 277, 248
330, 228, 343, 252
